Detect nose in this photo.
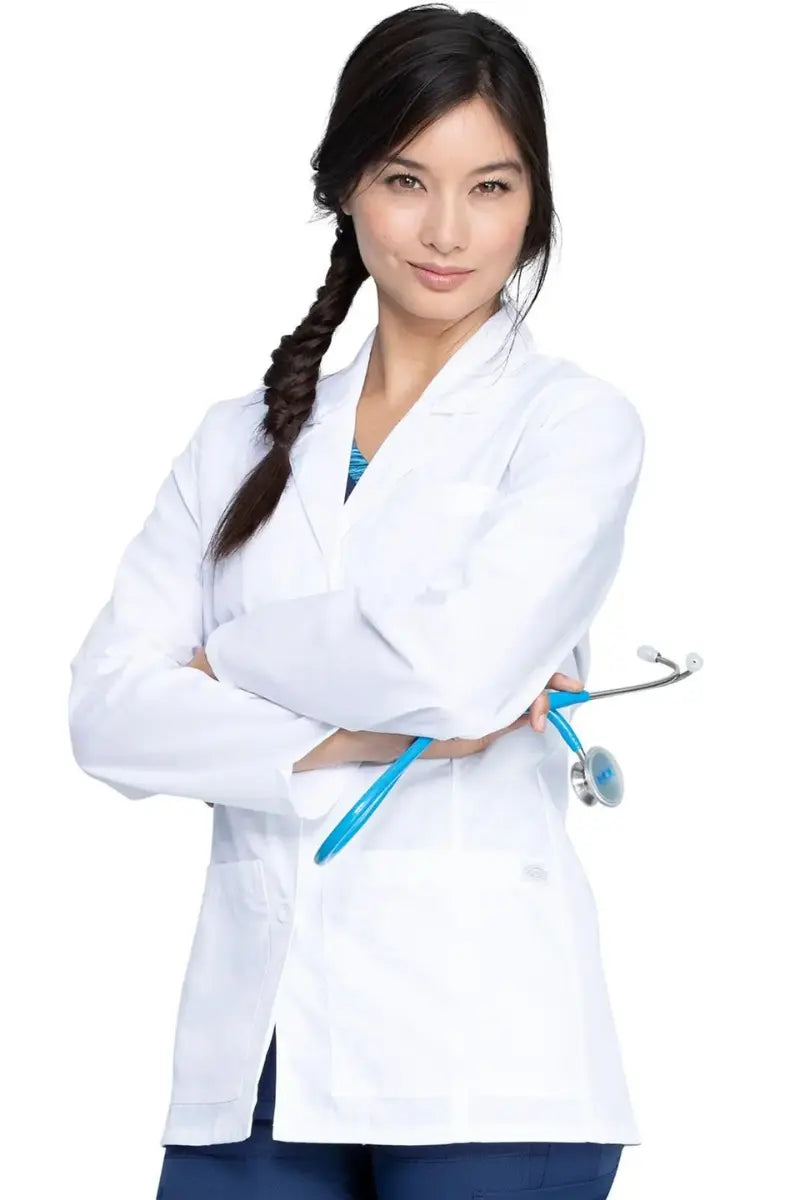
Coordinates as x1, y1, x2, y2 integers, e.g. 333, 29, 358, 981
418, 194, 469, 255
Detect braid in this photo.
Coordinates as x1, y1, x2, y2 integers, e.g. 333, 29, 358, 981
205, 218, 368, 567
264, 221, 368, 456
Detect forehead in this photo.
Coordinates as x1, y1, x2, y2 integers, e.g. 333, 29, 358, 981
389, 99, 521, 172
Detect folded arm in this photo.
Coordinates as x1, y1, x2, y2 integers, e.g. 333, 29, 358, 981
68, 401, 344, 818
204, 382, 646, 740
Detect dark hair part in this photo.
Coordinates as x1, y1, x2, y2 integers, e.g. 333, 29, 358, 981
204, 3, 557, 567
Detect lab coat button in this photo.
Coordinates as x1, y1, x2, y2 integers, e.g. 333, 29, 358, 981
523, 863, 548, 881
276, 901, 292, 923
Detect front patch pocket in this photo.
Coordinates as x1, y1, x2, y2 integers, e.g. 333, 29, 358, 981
168, 858, 272, 1105
321, 850, 460, 1099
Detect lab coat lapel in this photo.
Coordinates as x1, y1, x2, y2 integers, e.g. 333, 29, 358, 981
286, 327, 374, 565
288, 299, 533, 562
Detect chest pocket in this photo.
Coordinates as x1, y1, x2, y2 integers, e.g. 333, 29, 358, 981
433, 479, 498, 517
361, 479, 499, 597
397, 478, 497, 533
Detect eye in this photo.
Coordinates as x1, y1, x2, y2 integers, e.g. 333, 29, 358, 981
384, 173, 511, 195
385, 173, 421, 190
476, 178, 511, 194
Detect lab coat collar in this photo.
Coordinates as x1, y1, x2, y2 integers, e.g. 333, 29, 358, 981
287, 297, 536, 559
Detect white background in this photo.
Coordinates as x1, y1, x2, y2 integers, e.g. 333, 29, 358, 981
2, 2, 797, 1196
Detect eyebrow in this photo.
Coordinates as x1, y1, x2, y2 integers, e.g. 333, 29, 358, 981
385, 154, 524, 176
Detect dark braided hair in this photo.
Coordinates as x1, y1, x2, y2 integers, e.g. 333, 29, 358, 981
204, 3, 557, 566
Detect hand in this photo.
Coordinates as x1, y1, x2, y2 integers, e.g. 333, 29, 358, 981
421, 669, 584, 758
352, 670, 585, 763
525, 670, 585, 733
187, 645, 217, 679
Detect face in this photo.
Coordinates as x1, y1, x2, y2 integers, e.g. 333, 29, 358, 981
341, 96, 532, 321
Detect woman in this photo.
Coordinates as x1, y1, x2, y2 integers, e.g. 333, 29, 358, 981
68, 6, 645, 1197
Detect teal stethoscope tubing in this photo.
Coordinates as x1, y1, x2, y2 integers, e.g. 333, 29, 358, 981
313, 646, 704, 864
314, 687, 590, 865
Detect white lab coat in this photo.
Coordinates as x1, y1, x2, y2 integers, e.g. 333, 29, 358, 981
68, 299, 646, 1148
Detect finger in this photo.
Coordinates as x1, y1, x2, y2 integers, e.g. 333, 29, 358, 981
549, 672, 585, 691
529, 692, 550, 733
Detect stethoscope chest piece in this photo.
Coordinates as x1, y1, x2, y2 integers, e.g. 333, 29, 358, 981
571, 745, 624, 807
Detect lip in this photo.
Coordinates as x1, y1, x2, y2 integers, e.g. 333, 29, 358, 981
409, 262, 474, 291
409, 261, 473, 275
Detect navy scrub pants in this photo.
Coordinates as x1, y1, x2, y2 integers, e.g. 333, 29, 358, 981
156, 1121, 624, 1199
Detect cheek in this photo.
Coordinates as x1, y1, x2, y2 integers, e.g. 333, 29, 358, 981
356, 195, 412, 257
483, 197, 529, 250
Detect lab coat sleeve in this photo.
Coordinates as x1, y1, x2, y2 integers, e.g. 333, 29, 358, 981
67, 403, 342, 816
204, 382, 646, 741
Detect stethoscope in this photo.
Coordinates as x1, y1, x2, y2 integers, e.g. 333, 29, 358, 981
314, 644, 703, 865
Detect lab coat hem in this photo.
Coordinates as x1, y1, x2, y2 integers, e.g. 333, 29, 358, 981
160, 1099, 643, 1148
271, 1119, 644, 1149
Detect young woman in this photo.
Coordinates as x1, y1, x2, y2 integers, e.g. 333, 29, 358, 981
69, 6, 645, 1197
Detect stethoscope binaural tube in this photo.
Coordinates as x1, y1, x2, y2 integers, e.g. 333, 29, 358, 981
314, 645, 704, 865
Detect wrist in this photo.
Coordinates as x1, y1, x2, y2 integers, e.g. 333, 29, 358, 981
348, 730, 415, 763
339, 729, 369, 763
292, 729, 347, 772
